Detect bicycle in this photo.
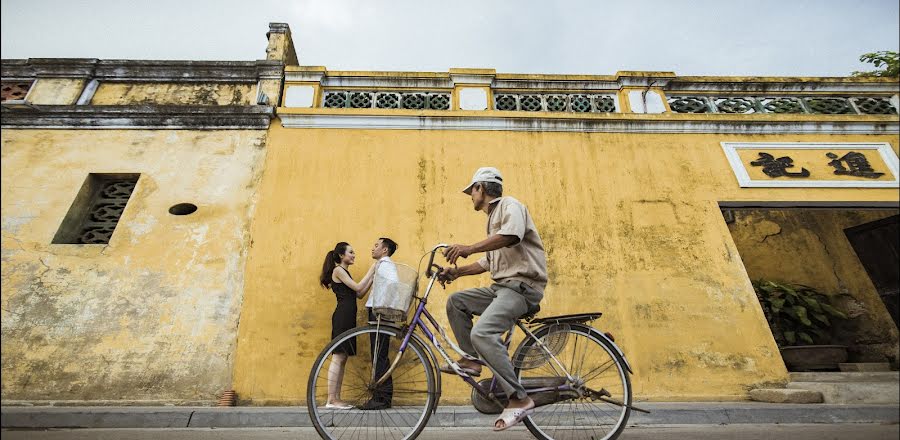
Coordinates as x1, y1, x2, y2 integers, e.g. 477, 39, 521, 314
307, 243, 647, 440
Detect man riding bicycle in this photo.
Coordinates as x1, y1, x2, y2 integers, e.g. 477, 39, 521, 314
439, 166, 548, 431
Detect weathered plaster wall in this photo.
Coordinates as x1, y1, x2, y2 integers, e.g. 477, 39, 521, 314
90, 83, 256, 106
27, 79, 86, 105
1, 129, 267, 403
265, 31, 298, 66
258, 80, 281, 106
728, 209, 900, 364
233, 124, 897, 404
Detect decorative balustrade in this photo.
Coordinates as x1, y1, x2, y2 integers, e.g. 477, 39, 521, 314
315, 87, 897, 117
493, 93, 618, 113
322, 91, 451, 110
667, 95, 897, 115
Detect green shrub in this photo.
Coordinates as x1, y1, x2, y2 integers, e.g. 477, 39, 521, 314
753, 280, 847, 346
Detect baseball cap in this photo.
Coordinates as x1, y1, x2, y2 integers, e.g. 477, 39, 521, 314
462, 167, 503, 195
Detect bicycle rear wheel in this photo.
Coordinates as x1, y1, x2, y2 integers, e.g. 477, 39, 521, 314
307, 325, 437, 440
514, 324, 632, 440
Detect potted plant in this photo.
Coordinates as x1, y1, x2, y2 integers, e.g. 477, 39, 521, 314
753, 280, 849, 371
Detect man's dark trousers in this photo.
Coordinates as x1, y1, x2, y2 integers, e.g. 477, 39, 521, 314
368, 308, 393, 404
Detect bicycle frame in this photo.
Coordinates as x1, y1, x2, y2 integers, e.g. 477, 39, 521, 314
373, 244, 579, 401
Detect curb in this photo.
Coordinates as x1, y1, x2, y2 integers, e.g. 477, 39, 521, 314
3, 403, 898, 429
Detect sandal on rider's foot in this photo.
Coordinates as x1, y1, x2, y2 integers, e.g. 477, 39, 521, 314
438, 362, 481, 377
493, 405, 534, 431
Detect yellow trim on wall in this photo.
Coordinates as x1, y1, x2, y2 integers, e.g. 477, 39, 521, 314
661, 90, 673, 112
274, 106, 900, 123
617, 88, 632, 113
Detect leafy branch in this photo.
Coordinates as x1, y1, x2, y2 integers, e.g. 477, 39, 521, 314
851, 51, 899, 78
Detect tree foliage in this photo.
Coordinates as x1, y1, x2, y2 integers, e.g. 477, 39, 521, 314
851, 51, 899, 77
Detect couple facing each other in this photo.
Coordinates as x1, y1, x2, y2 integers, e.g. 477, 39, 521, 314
318, 237, 399, 411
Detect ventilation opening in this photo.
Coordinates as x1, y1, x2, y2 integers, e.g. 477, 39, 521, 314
52, 173, 140, 244
169, 203, 197, 216
1, 81, 33, 102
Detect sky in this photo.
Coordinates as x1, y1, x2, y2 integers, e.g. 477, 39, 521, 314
1, 0, 898, 77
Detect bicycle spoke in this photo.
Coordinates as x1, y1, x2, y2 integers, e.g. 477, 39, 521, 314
309, 326, 435, 440
517, 326, 631, 440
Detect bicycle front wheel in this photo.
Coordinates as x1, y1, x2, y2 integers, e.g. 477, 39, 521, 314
307, 324, 437, 440
514, 324, 632, 440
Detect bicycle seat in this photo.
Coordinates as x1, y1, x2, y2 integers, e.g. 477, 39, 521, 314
519, 304, 541, 322
531, 312, 602, 325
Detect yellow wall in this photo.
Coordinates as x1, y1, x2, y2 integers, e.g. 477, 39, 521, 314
1, 129, 267, 403
28, 79, 85, 105
728, 209, 899, 363
90, 83, 256, 106
233, 121, 899, 404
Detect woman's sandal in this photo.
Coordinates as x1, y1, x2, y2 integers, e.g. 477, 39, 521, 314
493, 406, 534, 431
324, 402, 354, 410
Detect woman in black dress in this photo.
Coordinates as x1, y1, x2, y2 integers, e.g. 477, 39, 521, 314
319, 242, 377, 409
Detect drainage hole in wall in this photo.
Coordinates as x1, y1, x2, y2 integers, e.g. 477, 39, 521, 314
169, 203, 198, 216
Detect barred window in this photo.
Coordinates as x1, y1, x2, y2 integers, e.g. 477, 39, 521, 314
52, 174, 140, 244
1, 81, 33, 102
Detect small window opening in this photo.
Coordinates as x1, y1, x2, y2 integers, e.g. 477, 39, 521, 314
52, 173, 140, 244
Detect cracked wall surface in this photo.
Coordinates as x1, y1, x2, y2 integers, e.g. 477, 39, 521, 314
233, 124, 899, 404
90, 83, 256, 106
728, 209, 900, 364
1, 129, 268, 403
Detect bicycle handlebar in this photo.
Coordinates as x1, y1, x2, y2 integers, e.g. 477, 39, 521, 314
425, 243, 449, 278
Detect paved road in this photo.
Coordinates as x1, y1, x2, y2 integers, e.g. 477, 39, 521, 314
3, 424, 898, 439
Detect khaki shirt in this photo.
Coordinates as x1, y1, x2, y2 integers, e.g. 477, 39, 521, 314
477, 197, 548, 292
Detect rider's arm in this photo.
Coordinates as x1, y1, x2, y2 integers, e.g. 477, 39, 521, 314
439, 258, 487, 282
456, 261, 488, 277
444, 234, 518, 264
445, 199, 527, 264
469, 233, 520, 254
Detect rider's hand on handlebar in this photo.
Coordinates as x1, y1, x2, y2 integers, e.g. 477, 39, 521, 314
442, 244, 472, 265
437, 266, 459, 284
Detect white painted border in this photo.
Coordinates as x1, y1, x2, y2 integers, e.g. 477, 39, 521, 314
280, 113, 899, 135
721, 142, 899, 188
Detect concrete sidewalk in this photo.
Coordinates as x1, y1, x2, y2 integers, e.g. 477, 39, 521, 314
2, 403, 898, 429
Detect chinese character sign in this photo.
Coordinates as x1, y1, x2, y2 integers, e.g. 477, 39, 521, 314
722, 143, 899, 188
826, 152, 885, 179
749, 153, 810, 178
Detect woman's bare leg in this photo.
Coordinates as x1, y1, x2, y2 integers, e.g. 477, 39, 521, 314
327, 353, 349, 404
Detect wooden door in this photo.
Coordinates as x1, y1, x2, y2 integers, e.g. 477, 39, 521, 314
845, 215, 899, 328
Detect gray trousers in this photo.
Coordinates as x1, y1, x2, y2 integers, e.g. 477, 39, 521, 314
446, 281, 543, 400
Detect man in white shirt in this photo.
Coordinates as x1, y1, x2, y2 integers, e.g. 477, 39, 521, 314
360, 237, 399, 410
